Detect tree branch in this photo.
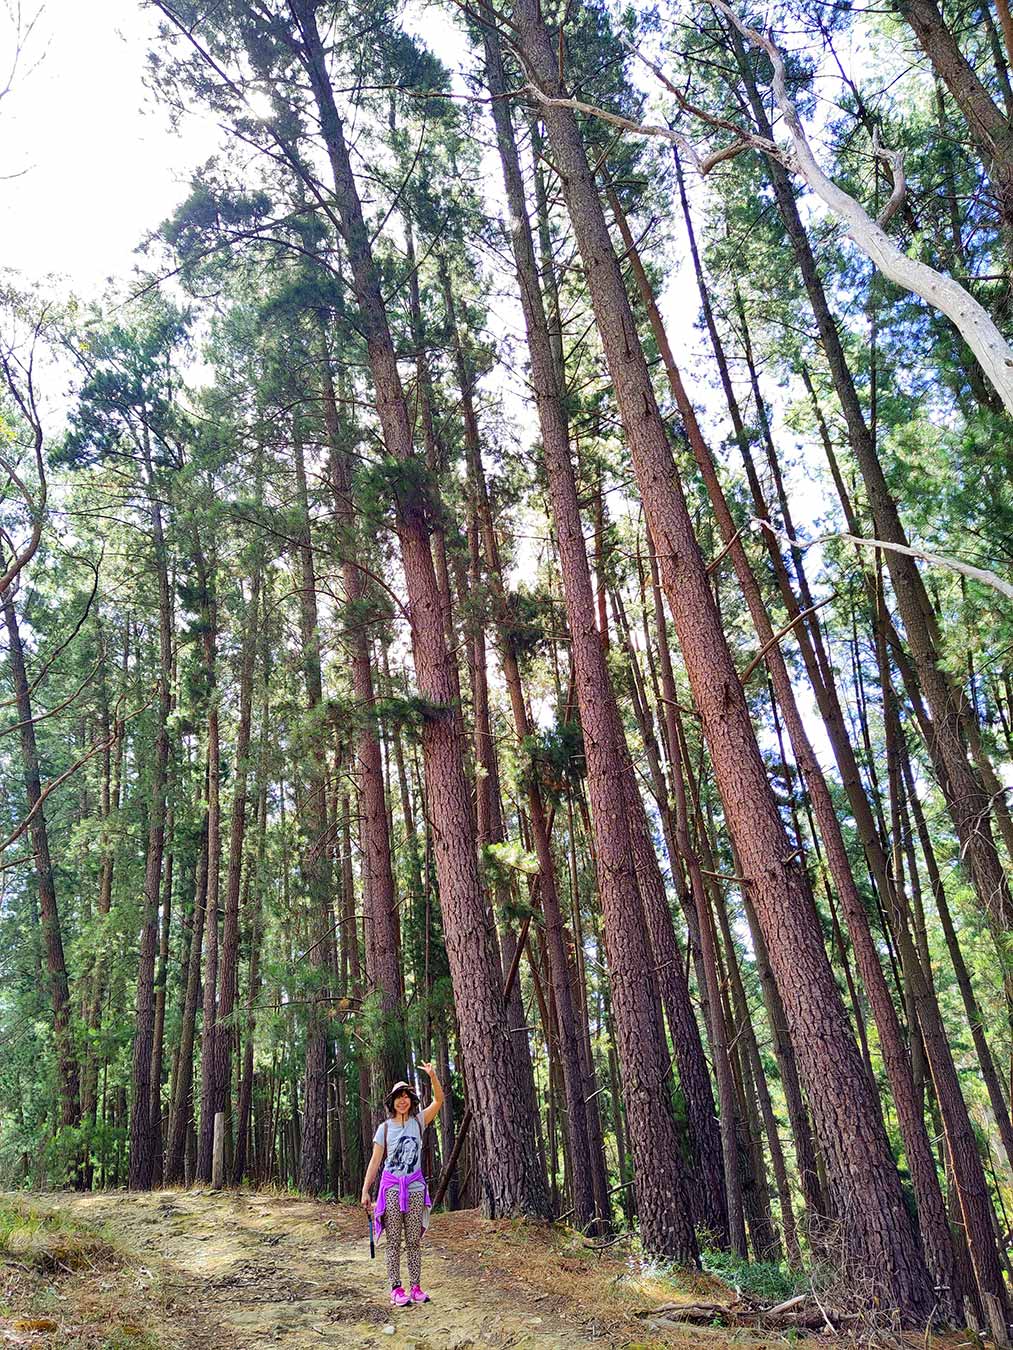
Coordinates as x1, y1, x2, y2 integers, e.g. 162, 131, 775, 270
0, 690, 154, 856
706, 0, 1013, 416
518, 6, 1013, 417
754, 519, 1013, 603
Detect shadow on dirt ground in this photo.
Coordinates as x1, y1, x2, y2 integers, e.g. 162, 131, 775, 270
1, 1189, 649, 1347
1, 1191, 976, 1349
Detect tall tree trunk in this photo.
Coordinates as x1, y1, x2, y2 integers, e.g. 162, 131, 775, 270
667, 701, 747, 1257
876, 628, 1007, 1314
81, 617, 126, 1186
481, 19, 698, 1261
205, 546, 263, 1183
322, 345, 406, 1097
292, 435, 333, 1196
3, 587, 81, 1140
195, 535, 223, 1184
903, 741, 1013, 1173
234, 760, 268, 1185
612, 184, 962, 1312
731, 33, 1013, 957
896, 0, 1013, 251
612, 586, 731, 1245
149, 809, 174, 1183
165, 811, 209, 1186
289, 0, 548, 1217
512, 5, 934, 1315
130, 439, 172, 1190
717, 889, 799, 1263
441, 255, 595, 1229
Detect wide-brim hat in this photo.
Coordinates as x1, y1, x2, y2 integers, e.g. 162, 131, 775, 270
385, 1080, 420, 1111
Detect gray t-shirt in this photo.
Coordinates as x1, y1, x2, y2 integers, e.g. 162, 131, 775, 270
374, 1114, 425, 1193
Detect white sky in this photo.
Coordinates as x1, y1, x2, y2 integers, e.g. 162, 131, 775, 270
0, 0, 857, 799
0, 0, 838, 569
1, 1, 222, 298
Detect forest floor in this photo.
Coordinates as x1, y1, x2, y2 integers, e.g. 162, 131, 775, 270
0, 1189, 975, 1350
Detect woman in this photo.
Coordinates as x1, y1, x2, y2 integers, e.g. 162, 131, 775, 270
361, 1061, 444, 1307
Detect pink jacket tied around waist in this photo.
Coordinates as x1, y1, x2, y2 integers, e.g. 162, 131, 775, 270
373, 1167, 432, 1241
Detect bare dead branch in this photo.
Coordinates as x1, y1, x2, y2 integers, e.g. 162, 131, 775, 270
754, 519, 1013, 602
871, 127, 906, 228
1, 657, 103, 739
518, 1, 1013, 416
705, 0, 1013, 415
0, 551, 102, 710
739, 596, 835, 684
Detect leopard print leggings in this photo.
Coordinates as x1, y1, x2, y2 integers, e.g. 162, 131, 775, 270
384, 1191, 425, 1290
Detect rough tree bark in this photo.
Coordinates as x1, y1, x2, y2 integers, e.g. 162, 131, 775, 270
510, 0, 935, 1315
290, 0, 549, 1217
482, 16, 700, 1262
895, 0, 1013, 251
610, 186, 961, 1311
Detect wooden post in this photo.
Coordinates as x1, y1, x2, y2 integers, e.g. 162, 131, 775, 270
211, 1111, 225, 1190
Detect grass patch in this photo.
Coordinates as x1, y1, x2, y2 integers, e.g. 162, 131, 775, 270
98, 1327, 160, 1349
699, 1246, 808, 1305
0, 1196, 164, 1348
0, 1196, 120, 1272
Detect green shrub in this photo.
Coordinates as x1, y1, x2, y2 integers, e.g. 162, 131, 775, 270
700, 1246, 807, 1303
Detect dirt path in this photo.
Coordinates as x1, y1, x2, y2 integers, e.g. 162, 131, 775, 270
21, 1190, 629, 1348
3, 1191, 973, 1350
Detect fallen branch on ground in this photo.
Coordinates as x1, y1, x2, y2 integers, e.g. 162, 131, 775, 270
637, 1292, 859, 1331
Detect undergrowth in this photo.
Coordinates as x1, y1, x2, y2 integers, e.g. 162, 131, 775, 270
0, 1195, 120, 1272
699, 1246, 810, 1304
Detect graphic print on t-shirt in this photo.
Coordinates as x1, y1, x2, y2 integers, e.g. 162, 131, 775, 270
388, 1130, 420, 1175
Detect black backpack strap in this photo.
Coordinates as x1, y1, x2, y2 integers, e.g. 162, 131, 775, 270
383, 1120, 388, 1156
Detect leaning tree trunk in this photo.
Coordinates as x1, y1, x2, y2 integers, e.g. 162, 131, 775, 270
3, 587, 81, 1141
897, 0, 1013, 255
511, 1, 934, 1317
730, 33, 1013, 955
609, 186, 962, 1314
481, 18, 698, 1261
290, 0, 548, 1217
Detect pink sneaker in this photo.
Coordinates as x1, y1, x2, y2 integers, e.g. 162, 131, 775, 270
390, 1286, 410, 1307
409, 1284, 430, 1304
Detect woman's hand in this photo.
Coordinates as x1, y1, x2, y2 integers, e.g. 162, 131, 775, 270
419, 1062, 444, 1127
361, 1191, 373, 1215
